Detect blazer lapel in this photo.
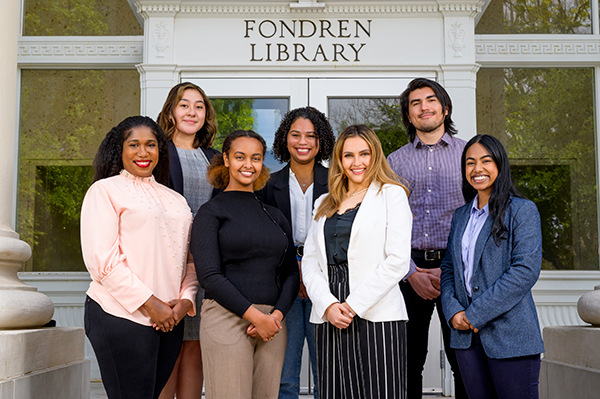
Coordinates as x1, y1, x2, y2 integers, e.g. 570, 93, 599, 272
313, 163, 329, 204
273, 164, 292, 225
315, 215, 328, 275
472, 213, 493, 275
452, 205, 472, 288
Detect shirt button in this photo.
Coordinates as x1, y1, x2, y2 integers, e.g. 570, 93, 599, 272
428, 166, 432, 170
424, 233, 429, 237
334, 252, 337, 257
429, 148, 433, 152
426, 210, 430, 214
427, 189, 432, 193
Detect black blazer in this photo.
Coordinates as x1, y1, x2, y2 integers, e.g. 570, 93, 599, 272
256, 162, 329, 231
168, 140, 221, 196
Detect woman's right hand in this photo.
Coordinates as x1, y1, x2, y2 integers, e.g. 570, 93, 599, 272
325, 302, 354, 329
141, 295, 177, 332
450, 310, 479, 333
243, 306, 282, 342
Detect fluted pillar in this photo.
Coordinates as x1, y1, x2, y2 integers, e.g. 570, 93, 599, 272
0, 0, 53, 329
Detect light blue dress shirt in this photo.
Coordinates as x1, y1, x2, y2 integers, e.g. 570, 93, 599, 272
461, 197, 489, 297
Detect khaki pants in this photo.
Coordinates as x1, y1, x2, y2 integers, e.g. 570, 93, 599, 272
200, 299, 287, 399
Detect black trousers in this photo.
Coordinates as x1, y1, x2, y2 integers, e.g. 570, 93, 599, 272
85, 297, 183, 399
399, 257, 468, 399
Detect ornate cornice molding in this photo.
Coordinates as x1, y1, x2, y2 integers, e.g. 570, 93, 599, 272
134, 2, 483, 16
17, 38, 143, 64
475, 35, 600, 65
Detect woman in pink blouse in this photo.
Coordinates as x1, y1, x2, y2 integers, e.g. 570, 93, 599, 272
81, 116, 198, 399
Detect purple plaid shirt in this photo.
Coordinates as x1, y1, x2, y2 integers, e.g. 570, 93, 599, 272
387, 133, 466, 277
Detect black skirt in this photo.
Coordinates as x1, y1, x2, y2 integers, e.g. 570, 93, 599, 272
314, 262, 407, 399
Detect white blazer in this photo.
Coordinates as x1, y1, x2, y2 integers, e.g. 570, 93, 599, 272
302, 182, 412, 324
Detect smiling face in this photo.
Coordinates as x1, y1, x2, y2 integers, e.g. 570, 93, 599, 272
121, 126, 159, 178
465, 142, 498, 204
407, 86, 448, 140
223, 136, 264, 191
286, 117, 319, 166
172, 88, 206, 140
341, 136, 372, 190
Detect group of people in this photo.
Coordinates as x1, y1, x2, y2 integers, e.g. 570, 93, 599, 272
81, 78, 545, 399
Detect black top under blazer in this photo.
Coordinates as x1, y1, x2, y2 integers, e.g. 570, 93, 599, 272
256, 162, 329, 231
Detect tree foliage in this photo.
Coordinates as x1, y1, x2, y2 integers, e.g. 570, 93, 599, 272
211, 99, 255, 150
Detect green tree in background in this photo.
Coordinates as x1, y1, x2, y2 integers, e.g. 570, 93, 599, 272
212, 99, 255, 150
477, 0, 591, 34
23, 0, 141, 36
328, 98, 408, 157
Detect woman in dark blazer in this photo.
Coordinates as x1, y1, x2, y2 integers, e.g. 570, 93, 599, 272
256, 106, 335, 399
157, 82, 220, 399
440, 134, 544, 399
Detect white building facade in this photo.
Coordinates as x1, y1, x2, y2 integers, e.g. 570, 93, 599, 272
5, 0, 600, 395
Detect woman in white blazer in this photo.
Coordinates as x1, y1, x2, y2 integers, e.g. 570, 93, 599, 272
302, 125, 412, 399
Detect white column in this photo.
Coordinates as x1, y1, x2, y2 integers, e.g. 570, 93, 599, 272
437, 0, 483, 141
0, 0, 53, 329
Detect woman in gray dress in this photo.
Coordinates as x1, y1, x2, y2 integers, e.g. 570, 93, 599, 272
157, 82, 220, 399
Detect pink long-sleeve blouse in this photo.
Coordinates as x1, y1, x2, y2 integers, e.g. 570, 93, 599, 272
81, 170, 198, 326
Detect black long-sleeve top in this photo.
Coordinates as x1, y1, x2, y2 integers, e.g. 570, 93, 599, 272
191, 191, 300, 318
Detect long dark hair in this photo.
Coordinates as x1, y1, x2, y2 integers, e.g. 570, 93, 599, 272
272, 106, 335, 163
399, 78, 457, 142
206, 129, 270, 190
462, 134, 524, 244
93, 116, 170, 185
157, 82, 218, 149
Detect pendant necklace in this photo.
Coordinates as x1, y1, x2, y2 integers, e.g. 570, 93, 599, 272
346, 187, 368, 198
296, 174, 313, 188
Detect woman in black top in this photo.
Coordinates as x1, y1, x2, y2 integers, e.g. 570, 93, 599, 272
191, 130, 299, 399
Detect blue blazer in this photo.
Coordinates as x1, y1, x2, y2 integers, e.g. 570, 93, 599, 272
440, 196, 545, 359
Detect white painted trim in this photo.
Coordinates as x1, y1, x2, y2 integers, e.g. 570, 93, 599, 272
17, 37, 144, 65
134, 0, 483, 17
475, 34, 600, 67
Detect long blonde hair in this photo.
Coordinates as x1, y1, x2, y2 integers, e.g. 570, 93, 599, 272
315, 125, 409, 219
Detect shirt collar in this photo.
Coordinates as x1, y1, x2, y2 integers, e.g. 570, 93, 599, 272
413, 132, 453, 149
470, 195, 489, 217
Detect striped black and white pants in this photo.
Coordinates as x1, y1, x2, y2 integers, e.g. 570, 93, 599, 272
314, 262, 407, 399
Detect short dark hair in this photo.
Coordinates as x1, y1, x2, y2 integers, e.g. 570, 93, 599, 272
461, 134, 524, 244
206, 129, 270, 190
93, 116, 170, 185
272, 106, 335, 163
399, 78, 457, 142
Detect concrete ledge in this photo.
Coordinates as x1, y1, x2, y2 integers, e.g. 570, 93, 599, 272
0, 360, 90, 399
543, 325, 600, 369
540, 359, 600, 399
0, 327, 85, 380
540, 326, 600, 399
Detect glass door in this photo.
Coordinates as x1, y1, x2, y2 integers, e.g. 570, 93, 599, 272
186, 79, 308, 171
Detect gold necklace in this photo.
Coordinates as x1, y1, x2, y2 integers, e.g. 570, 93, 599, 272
346, 187, 368, 198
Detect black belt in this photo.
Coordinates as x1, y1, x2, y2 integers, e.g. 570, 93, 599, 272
411, 249, 446, 262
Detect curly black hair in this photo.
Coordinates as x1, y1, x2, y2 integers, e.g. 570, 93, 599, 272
93, 116, 170, 185
271, 106, 335, 164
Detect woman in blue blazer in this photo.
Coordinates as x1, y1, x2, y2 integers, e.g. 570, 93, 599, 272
440, 134, 544, 399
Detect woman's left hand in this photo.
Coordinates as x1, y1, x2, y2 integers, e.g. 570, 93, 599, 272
168, 299, 193, 325
450, 311, 479, 333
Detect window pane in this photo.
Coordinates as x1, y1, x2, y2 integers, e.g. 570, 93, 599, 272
476, 68, 598, 270
476, 0, 592, 34
23, 0, 142, 36
212, 98, 288, 171
18, 69, 141, 271
328, 98, 407, 157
